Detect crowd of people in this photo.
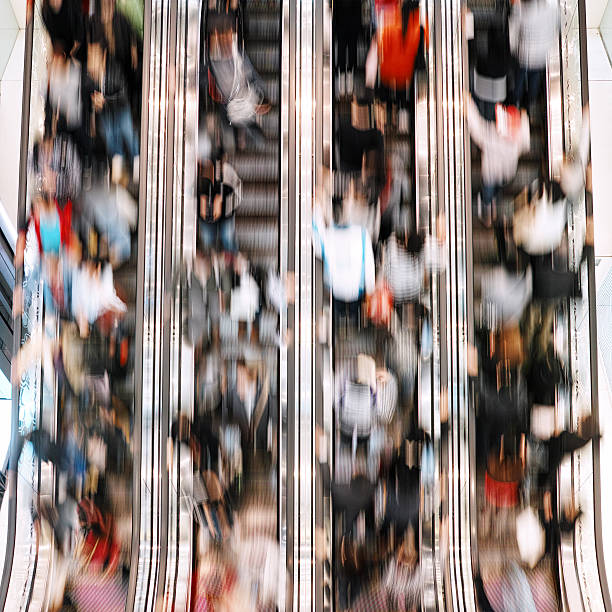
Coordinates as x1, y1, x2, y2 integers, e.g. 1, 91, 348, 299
179, 1, 286, 609
314, 1, 440, 610
12, 0, 143, 608
8, 0, 598, 609
467, 0, 596, 608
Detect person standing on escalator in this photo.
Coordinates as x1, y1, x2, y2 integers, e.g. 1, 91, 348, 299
509, 0, 560, 112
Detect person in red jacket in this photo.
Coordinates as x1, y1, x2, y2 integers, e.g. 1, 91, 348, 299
366, 0, 428, 95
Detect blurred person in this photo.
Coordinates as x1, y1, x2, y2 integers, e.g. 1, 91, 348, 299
509, 0, 560, 109
466, 96, 530, 224
365, 0, 427, 99
84, 37, 140, 183
91, 0, 143, 113
45, 42, 90, 158
317, 430, 377, 610
312, 198, 376, 327
31, 134, 82, 203
198, 145, 242, 253
531, 415, 600, 493
16, 192, 75, 266
71, 258, 127, 336
333, 0, 364, 95
222, 357, 274, 472
473, 23, 510, 121
382, 208, 444, 305
41, 0, 86, 63
82, 180, 137, 267
233, 534, 284, 610
206, 13, 270, 149
336, 98, 385, 208
512, 181, 593, 301
228, 255, 261, 337
195, 545, 254, 611
381, 528, 421, 612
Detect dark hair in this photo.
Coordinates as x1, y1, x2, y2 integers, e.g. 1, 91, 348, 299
52, 39, 69, 58
88, 21, 109, 49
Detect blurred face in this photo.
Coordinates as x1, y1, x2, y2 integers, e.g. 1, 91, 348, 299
50, 49, 66, 72
101, 0, 116, 21
87, 44, 105, 79
210, 28, 234, 57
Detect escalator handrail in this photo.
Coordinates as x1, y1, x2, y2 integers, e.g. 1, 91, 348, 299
124, 0, 153, 609
0, 0, 35, 607
568, 1, 612, 609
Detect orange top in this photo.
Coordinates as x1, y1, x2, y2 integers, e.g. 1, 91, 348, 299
378, 4, 428, 89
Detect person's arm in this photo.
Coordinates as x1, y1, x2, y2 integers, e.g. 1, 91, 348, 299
364, 231, 376, 296
365, 37, 378, 89
508, 4, 521, 58
466, 95, 491, 149
223, 162, 242, 207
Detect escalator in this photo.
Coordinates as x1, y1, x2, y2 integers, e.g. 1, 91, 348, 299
4, 0, 612, 610
0, 0, 146, 608
313, 0, 445, 610
463, 0, 611, 610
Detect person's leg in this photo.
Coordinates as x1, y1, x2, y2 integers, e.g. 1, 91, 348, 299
527, 69, 544, 105
337, 569, 350, 610
481, 182, 497, 206
199, 219, 218, 251
218, 216, 238, 252
98, 112, 122, 158
513, 65, 528, 107
117, 106, 140, 161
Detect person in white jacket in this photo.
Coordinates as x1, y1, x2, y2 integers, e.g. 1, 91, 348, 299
312, 203, 376, 322
509, 0, 560, 108
467, 96, 531, 218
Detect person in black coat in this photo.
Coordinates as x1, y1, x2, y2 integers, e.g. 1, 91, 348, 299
91, 0, 143, 116
473, 23, 510, 121
221, 359, 275, 473
83, 37, 140, 178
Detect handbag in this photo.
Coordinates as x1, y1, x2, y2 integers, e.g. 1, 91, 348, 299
77, 498, 120, 572
375, 369, 398, 424
525, 348, 569, 406
365, 281, 393, 327
513, 188, 567, 255
339, 380, 375, 439
384, 236, 423, 303
226, 41, 261, 125
516, 507, 545, 569
480, 266, 532, 327
230, 273, 260, 322
492, 325, 524, 366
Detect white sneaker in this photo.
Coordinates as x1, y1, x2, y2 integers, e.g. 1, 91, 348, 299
111, 155, 124, 184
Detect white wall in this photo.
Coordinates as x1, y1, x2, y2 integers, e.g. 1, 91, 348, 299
0, 30, 23, 236
588, 0, 608, 29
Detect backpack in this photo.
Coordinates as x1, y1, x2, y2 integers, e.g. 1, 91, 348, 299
77, 498, 120, 572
